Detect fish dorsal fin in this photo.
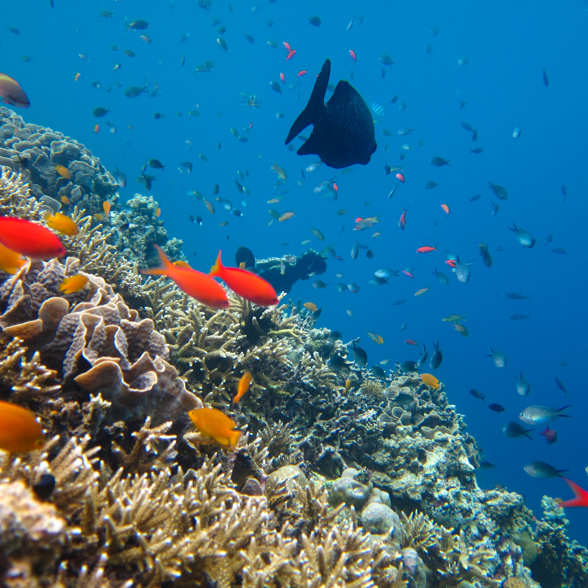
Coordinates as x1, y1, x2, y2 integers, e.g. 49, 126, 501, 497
285, 59, 330, 145
326, 80, 359, 106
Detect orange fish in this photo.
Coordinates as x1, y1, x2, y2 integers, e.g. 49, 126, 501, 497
280, 72, 285, 83
0, 241, 26, 274
445, 259, 457, 268
233, 371, 253, 404
304, 302, 318, 312
103, 201, 111, 215
417, 246, 437, 254
45, 212, 78, 236
94, 124, 100, 133
349, 49, 357, 62
297, 70, 307, 77
0, 400, 44, 453
142, 244, 230, 309
155, 207, 161, 217
421, 373, 440, 390
59, 274, 89, 294
0, 217, 65, 260
398, 209, 407, 230
209, 251, 279, 307
61, 196, 71, 205
441, 204, 450, 215
283, 41, 292, 52
396, 173, 405, 183
55, 164, 71, 179
188, 407, 242, 449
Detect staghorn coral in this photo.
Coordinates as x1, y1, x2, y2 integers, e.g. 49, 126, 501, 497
0, 334, 61, 400
0, 433, 406, 588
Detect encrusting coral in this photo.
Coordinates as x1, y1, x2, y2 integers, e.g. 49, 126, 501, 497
0, 113, 586, 588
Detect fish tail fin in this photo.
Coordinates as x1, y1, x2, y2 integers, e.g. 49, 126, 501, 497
229, 429, 243, 449
140, 243, 172, 276
560, 478, 588, 507
285, 59, 330, 145
557, 405, 571, 416
209, 250, 223, 276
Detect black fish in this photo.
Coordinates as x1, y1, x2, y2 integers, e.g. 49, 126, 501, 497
285, 59, 376, 169
351, 342, 368, 367
488, 403, 505, 413
430, 341, 443, 370
235, 246, 255, 269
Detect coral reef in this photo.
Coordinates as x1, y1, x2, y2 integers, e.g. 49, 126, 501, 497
255, 249, 327, 294
0, 107, 118, 211
0, 112, 586, 588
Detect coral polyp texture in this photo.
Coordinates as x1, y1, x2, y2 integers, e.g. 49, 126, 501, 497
0, 113, 586, 587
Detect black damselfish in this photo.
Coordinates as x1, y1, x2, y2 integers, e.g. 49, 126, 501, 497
285, 59, 376, 169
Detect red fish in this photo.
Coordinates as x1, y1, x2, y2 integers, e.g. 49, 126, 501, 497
398, 209, 407, 230
283, 41, 292, 52
402, 269, 414, 279
287, 50, 296, 61
440, 204, 450, 215
539, 426, 557, 444
417, 246, 437, 254
297, 70, 307, 77
559, 478, 588, 508
349, 49, 357, 62
396, 173, 405, 183
280, 72, 285, 83
141, 244, 229, 309
445, 259, 457, 268
404, 339, 418, 346
210, 251, 279, 306
0, 217, 65, 260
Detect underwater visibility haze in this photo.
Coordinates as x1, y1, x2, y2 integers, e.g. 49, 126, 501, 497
0, 0, 587, 586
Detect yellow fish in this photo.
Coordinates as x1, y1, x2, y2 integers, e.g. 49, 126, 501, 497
45, 212, 78, 236
59, 274, 89, 294
103, 201, 111, 216
55, 165, 71, 179
61, 196, 71, 205
420, 373, 440, 390
0, 241, 26, 274
172, 260, 192, 269
233, 372, 252, 404
188, 408, 242, 449
0, 400, 44, 453
367, 332, 384, 345
304, 302, 318, 312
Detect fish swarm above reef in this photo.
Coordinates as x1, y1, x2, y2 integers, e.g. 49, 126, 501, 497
0, 114, 587, 587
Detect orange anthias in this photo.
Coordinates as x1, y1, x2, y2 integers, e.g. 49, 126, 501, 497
417, 246, 437, 254
0, 400, 45, 453
233, 371, 253, 404
188, 407, 242, 449
0, 217, 66, 260
142, 244, 229, 309
210, 251, 279, 306
559, 478, 588, 508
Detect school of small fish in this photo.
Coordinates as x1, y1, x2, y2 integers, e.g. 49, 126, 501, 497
0, 2, 583, 514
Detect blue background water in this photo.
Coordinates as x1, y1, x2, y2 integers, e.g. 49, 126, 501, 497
3, 0, 588, 545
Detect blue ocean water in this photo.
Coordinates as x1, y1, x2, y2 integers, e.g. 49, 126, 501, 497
3, 0, 588, 545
